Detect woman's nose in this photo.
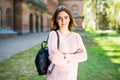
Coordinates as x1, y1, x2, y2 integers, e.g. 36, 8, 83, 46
61, 18, 65, 22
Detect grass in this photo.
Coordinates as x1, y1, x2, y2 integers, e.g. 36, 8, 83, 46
0, 44, 45, 80
78, 32, 120, 80
0, 31, 120, 80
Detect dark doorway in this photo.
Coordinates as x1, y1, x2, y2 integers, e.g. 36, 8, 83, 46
0, 8, 2, 29
29, 13, 33, 33
40, 15, 43, 32
35, 15, 39, 33
6, 8, 11, 29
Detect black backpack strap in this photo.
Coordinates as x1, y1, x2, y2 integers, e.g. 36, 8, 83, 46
55, 31, 59, 50
47, 30, 59, 49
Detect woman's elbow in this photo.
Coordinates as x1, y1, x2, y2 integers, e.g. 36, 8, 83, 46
84, 54, 87, 61
83, 52, 87, 61
78, 53, 87, 62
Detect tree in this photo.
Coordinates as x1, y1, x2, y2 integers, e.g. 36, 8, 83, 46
83, 0, 120, 33
107, 0, 120, 33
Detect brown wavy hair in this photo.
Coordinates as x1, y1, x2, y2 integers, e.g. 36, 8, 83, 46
50, 5, 77, 31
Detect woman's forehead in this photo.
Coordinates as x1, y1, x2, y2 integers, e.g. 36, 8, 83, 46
57, 11, 69, 17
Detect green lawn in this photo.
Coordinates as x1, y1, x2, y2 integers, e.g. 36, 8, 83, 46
0, 32, 120, 80
78, 33, 120, 80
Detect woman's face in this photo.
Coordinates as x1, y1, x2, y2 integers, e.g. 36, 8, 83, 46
56, 11, 70, 29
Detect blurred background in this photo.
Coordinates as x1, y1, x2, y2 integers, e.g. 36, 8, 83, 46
83, 0, 120, 34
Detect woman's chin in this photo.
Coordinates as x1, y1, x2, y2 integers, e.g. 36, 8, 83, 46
60, 25, 68, 28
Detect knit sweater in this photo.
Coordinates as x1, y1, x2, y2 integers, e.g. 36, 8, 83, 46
45, 31, 87, 80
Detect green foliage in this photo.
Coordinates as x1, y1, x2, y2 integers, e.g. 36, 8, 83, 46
97, 1, 109, 30
84, 0, 120, 32
116, 25, 120, 34
85, 27, 95, 33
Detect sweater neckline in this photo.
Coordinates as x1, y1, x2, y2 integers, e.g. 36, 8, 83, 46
57, 30, 73, 38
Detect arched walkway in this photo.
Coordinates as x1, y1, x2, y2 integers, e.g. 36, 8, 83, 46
35, 15, 39, 33
0, 7, 2, 29
6, 8, 12, 29
29, 13, 33, 33
40, 15, 43, 32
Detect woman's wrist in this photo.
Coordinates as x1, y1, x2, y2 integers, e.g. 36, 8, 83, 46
62, 53, 66, 59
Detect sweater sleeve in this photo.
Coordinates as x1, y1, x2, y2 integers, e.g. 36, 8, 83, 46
66, 33, 87, 63
48, 31, 70, 66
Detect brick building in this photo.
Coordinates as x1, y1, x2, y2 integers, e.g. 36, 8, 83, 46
0, 0, 50, 35
0, 0, 84, 37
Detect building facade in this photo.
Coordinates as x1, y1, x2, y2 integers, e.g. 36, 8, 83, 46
0, 0, 56, 37
0, 0, 84, 37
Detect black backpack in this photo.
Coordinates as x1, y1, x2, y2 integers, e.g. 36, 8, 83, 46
35, 31, 59, 75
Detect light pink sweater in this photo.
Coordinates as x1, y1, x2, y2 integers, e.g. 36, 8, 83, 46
45, 31, 87, 80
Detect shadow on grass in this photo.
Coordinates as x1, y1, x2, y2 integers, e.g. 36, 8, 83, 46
77, 33, 120, 80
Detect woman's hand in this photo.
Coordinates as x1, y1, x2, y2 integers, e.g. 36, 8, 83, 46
74, 48, 83, 54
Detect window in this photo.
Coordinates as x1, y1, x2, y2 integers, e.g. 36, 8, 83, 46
72, 6, 78, 17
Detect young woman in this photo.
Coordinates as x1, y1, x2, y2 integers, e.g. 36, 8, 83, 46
46, 5, 87, 80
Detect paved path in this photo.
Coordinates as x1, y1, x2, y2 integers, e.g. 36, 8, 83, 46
0, 32, 49, 61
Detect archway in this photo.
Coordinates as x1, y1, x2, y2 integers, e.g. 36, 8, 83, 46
29, 13, 33, 33
0, 7, 2, 29
40, 15, 43, 32
6, 8, 12, 29
35, 15, 39, 33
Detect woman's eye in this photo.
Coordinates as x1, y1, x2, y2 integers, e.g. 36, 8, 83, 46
65, 16, 69, 19
65, 16, 68, 19
58, 17, 62, 20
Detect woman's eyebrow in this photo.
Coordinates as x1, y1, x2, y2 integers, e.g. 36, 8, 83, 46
64, 16, 69, 17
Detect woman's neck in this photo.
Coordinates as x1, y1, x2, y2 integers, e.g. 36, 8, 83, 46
58, 28, 71, 37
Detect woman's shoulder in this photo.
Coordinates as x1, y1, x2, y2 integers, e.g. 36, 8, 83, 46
72, 32, 83, 41
49, 30, 56, 34
49, 30, 58, 37
72, 32, 81, 37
